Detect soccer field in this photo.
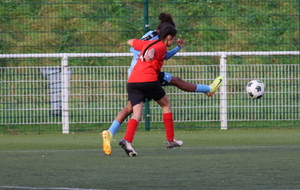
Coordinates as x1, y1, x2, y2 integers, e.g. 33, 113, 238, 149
0, 129, 300, 190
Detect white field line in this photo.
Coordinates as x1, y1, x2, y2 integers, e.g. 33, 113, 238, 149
0, 186, 105, 190
1, 145, 300, 154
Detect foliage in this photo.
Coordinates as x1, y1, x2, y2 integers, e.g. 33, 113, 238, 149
0, 0, 298, 66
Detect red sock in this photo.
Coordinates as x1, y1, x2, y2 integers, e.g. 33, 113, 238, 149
124, 119, 138, 143
163, 112, 174, 142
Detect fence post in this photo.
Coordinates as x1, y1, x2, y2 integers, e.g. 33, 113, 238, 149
143, 0, 150, 131
220, 53, 227, 130
143, 0, 149, 31
61, 55, 69, 134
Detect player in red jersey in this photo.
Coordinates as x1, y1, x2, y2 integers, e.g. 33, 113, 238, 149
118, 25, 182, 156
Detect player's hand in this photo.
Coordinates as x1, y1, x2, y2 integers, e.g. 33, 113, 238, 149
177, 39, 184, 47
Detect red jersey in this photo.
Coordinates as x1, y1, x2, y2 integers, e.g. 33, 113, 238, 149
128, 39, 166, 83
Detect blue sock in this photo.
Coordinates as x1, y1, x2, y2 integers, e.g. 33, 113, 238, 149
108, 120, 121, 136
195, 84, 211, 93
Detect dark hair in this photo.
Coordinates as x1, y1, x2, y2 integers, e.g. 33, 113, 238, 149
156, 13, 175, 31
142, 24, 177, 60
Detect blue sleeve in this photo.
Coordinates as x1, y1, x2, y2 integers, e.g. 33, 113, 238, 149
130, 47, 141, 56
165, 46, 182, 60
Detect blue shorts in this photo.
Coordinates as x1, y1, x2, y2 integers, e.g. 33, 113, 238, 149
158, 72, 173, 86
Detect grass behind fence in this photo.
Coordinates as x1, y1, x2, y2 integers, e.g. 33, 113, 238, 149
0, 1, 298, 65
1, 129, 300, 190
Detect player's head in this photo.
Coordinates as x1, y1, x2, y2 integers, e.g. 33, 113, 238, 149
156, 13, 175, 32
158, 24, 177, 47
142, 24, 177, 58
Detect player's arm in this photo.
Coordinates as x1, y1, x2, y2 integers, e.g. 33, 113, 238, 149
130, 30, 158, 55
127, 39, 144, 51
165, 46, 181, 60
129, 31, 157, 55
165, 39, 184, 60
127, 39, 134, 46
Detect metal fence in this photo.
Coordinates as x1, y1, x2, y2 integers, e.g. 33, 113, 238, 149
1, 52, 299, 133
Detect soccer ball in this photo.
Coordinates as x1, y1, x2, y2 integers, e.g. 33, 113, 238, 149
246, 80, 266, 99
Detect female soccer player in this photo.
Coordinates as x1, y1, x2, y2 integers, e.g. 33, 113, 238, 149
119, 24, 181, 156
102, 13, 223, 155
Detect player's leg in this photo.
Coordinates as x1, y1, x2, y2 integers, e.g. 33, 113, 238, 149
119, 102, 142, 157
109, 101, 133, 135
160, 72, 223, 96
160, 72, 210, 93
119, 83, 146, 157
170, 76, 211, 93
155, 94, 183, 149
102, 101, 133, 155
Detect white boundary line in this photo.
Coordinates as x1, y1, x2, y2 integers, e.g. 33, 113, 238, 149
0, 186, 105, 190
1, 145, 300, 154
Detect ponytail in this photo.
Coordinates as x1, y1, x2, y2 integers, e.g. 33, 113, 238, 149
157, 13, 175, 31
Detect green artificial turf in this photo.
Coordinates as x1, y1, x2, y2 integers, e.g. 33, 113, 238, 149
0, 129, 300, 190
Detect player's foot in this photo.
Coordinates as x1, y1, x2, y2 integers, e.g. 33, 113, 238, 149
206, 76, 223, 97
119, 139, 138, 157
166, 139, 183, 149
102, 130, 112, 155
